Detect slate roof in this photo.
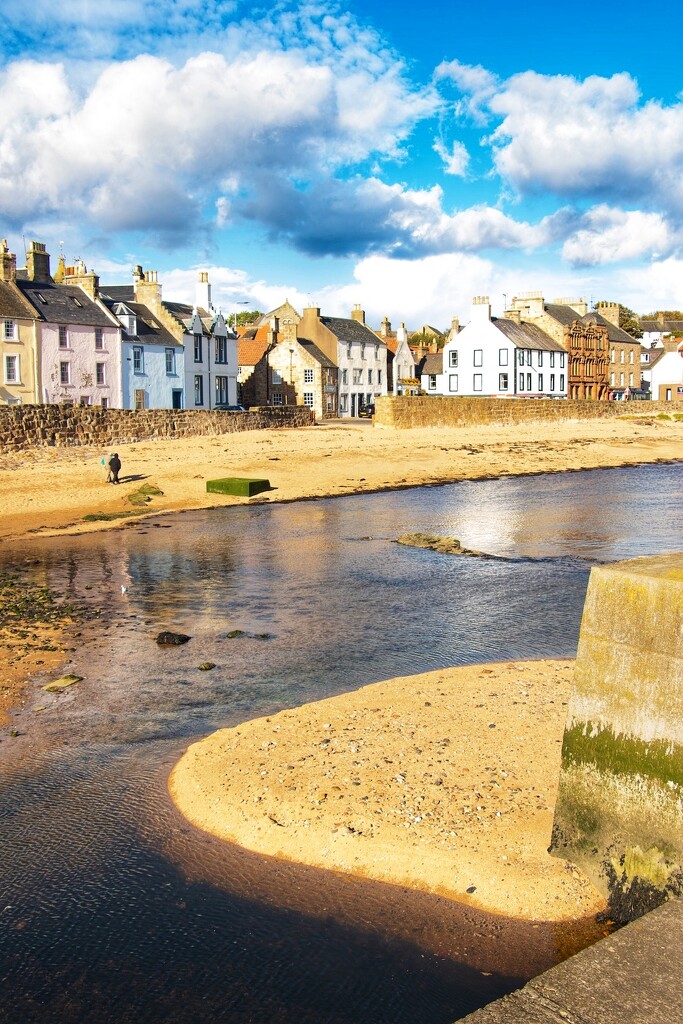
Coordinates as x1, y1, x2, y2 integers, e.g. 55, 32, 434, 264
639, 319, 683, 334
543, 303, 584, 327
16, 279, 114, 327
101, 284, 134, 302
493, 318, 565, 351
418, 352, 443, 375
105, 301, 182, 348
298, 338, 337, 369
163, 301, 211, 336
0, 280, 39, 320
581, 311, 641, 345
321, 316, 384, 345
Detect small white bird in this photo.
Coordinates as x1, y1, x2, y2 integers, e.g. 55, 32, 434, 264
121, 585, 128, 594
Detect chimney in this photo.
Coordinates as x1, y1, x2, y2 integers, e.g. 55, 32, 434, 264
511, 291, 544, 319
351, 304, 365, 324
282, 321, 298, 343
596, 301, 620, 327
380, 316, 391, 337
62, 259, 100, 300
503, 309, 522, 324
554, 296, 588, 317
471, 295, 491, 322
135, 268, 161, 308
196, 271, 211, 313
0, 239, 17, 283
26, 241, 51, 282
396, 322, 408, 343
268, 316, 280, 345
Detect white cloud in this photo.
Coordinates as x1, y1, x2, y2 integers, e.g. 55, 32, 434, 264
433, 139, 470, 176
562, 205, 675, 266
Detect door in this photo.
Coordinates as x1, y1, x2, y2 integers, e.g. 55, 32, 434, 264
172, 389, 183, 409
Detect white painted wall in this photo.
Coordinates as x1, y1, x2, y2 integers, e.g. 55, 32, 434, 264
41, 323, 122, 406
338, 335, 387, 416
122, 340, 185, 409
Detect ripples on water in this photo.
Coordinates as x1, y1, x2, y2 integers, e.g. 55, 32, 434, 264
1, 463, 681, 1023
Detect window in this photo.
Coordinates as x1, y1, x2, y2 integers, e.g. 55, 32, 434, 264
353, 368, 363, 385
59, 325, 68, 348
71, 296, 82, 308
165, 348, 175, 374
473, 374, 482, 391
377, 370, 382, 385
133, 346, 143, 373
346, 343, 352, 358
79, 395, 90, 405
610, 372, 615, 386
560, 354, 565, 368
449, 374, 458, 392
559, 374, 565, 391
339, 394, 348, 413
342, 368, 348, 386
360, 343, 366, 360
538, 351, 543, 366
194, 333, 203, 363
629, 373, 634, 386
60, 361, 70, 384
449, 350, 458, 367
134, 389, 145, 410
303, 392, 314, 408
194, 375, 204, 406
611, 349, 616, 362
272, 369, 283, 385
550, 373, 556, 390
3, 320, 16, 340
550, 352, 556, 367
538, 373, 544, 391
368, 369, 373, 385
272, 392, 283, 406
215, 337, 227, 363
499, 372, 508, 391
473, 349, 483, 367
35, 292, 47, 304
527, 372, 532, 391
101, 397, 108, 409
215, 375, 228, 404
374, 344, 379, 358
499, 349, 508, 366
629, 350, 634, 364
620, 350, 625, 363
428, 374, 436, 390
620, 372, 625, 386
4, 354, 18, 383
304, 368, 314, 384
95, 328, 103, 350
96, 362, 105, 385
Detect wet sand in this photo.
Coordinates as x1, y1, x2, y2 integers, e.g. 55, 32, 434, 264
2, 414, 681, 915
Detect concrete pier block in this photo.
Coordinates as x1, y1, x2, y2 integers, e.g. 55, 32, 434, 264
551, 553, 683, 922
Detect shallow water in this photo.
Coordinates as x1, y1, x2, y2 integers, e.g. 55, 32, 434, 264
1, 462, 681, 1023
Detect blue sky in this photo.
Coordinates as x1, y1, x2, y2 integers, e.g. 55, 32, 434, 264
1, 0, 682, 327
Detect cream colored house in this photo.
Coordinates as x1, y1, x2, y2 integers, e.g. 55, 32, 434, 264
0, 239, 41, 405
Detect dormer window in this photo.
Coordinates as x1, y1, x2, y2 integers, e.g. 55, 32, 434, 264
35, 292, 47, 304
71, 295, 82, 307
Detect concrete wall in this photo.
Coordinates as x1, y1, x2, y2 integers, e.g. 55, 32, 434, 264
551, 554, 683, 923
0, 403, 314, 451
373, 395, 683, 428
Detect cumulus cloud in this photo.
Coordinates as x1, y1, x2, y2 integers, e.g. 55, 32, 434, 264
433, 139, 470, 176
562, 205, 676, 266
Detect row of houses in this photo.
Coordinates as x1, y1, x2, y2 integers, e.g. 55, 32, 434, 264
2, 238, 681, 415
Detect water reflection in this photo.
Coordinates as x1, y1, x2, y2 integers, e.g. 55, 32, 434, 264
1, 463, 681, 1024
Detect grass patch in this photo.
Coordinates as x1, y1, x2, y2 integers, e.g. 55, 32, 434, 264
128, 483, 164, 507
83, 510, 146, 522
206, 477, 270, 497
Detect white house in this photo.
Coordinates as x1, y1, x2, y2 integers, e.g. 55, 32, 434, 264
640, 338, 683, 401
166, 273, 236, 409
104, 298, 185, 409
421, 296, 567, 398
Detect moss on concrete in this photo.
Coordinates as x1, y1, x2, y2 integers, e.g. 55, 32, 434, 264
206, 477, 271, 497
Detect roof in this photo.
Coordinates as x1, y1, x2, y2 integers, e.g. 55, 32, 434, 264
256, 300, 301, 326
581, 312, 641, 345
640, 319, 683, 333
104, 300, 182, 347
542, 303, 584, 327
493, 318, 565, 351
101, 284, 134, 302
321, 316, 384, 346
418, 352, 443, 375
162, 300, 210, 335
0, 279, 39, 320
238, 335, 270, 365
643, 348, 666, 369
298, 338, 337, 369
16, 279, 114, 327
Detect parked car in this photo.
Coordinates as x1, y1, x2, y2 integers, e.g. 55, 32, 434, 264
359, 403, 375, 418
214, 403, 246, 412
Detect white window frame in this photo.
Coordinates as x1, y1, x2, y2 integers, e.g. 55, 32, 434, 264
428, 374, 436, 390
95, 328, 103, 350
60, 360, 70, 384
304, 368, 314, 384
59, 325, 68, 349
194, 333, 203, 363
133, 346, 144, 374
3, 320, 17, 341
550, 352, 556, 367
499, 372, 508, 391
95, 362, 106, 385
303, 391, 314, 408
499, 349, 508, 366
449, 350, 458, 367
473, 373, 482, 392
353, 368, 363, 386
449, 373, 458, 392
473, 349, 483, 367
165, 348, 175, 374
4, 353, 19, 383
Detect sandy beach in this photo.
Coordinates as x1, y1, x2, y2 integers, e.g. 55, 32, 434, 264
2, 413, 681, 920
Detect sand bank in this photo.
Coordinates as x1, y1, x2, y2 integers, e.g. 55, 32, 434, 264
170, 660, 605, 922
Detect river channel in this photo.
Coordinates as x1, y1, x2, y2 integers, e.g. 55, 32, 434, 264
1, 462, 681, 1023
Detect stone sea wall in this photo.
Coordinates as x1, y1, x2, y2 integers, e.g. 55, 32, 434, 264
0, 404, 314, 452
374, 395, 683, 428
551, 554, 683, 923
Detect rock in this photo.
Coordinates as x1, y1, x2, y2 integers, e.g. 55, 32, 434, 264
156, 631, 192, 645
198, 662, 216, 671
43, 674, 83, 692
225, 629, 246, 639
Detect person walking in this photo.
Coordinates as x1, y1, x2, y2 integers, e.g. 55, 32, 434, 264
108, 452, 121, 484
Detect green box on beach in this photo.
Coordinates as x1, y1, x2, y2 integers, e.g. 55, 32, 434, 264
206, 477, 270, 497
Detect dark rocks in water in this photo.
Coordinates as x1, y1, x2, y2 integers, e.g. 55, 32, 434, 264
224, 629, 246, 639
198, 662, 216, 671
156, 631, 192, 645
395, 533, 503, 559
